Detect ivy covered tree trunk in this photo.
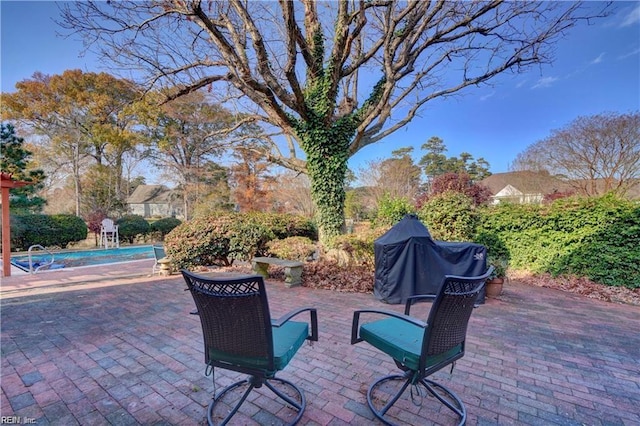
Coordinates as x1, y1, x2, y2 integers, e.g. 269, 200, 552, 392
302, 132, 350, 243
293, 73, 361, 244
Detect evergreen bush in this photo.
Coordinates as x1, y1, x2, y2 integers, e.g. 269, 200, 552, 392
374, 195, 415, 227
476, 194, 639, 288
165, 216, 233, 268
474, 230, 510, 278
117, 215, 150, 244
266, 237, 317, 261
7, 215, 27, 251
165, 213, 299, 268
9, 214, 87, 250
418, 191, 478, 241
164, 212, 317, 269
51, 214, 88, 246
149, 217, 182, 240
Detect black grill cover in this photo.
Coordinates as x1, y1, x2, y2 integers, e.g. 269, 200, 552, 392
374, 215, 487, 304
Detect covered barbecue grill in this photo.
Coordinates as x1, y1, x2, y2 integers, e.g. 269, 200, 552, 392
374, 215, 487, 304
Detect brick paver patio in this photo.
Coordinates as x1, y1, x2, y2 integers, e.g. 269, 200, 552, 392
1, 266, 639, 425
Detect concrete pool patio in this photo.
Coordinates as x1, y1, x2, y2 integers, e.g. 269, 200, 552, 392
1, 262, 639, 425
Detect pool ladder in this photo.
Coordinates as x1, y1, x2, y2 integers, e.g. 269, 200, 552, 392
26, 244, 55, 274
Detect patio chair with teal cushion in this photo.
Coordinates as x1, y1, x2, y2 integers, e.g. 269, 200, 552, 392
152, 245, 166, 274
351, 267, 493, 426
181, 270, 318, 426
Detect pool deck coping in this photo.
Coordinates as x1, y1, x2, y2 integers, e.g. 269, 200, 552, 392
0, 259, 160, 299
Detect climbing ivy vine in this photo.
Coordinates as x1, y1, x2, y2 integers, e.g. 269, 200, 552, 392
289, 48, 385, 242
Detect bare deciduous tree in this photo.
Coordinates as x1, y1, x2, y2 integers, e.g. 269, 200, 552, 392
512, 112, 640, 197
270, 171, 315, 218
139, 91, 234, 219
357, 147, 421, 209
60, 1, 607, 241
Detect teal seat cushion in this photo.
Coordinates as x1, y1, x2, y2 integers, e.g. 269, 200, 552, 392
272, 321, 309, 371
209, 321, 308, 373
360, 318, 461, 371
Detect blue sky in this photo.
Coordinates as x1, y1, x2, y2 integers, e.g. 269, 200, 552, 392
2, 1, 639, 176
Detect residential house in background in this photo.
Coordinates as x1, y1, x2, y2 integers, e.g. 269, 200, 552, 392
481, 171, 640, 204
480, 171, 572, 204
127, 185, 183, 218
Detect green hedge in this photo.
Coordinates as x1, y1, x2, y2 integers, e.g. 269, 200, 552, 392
149, 217, 182, 240
164, 212, 316, 269
8, 214, 87, 250
267, 237, 316, 261
374, 195, 415, 227
476, 194, 640, 288
163, 197, 639, 288
419, 192, 478, 242
117, 215, 150, 244
243, 212, 317, 240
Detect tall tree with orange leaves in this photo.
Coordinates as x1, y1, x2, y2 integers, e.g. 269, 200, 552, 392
1, 70, 141, 215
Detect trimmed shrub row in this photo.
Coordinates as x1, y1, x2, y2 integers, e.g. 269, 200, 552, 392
29, 194, 624, 289
477, 194, 640, 288
327, 192, 638, 289
4, 214, 183, 252
164, 212, 317, 269
8, 214, 87, 251
116, 215, 182, 244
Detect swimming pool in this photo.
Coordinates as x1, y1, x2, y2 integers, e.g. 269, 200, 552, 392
12, 245, 155, 269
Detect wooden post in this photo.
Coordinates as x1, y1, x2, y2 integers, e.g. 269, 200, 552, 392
2, 186, 10, 277
1, 173, 30, 277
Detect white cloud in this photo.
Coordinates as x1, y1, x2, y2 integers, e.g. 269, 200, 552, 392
480, 91, 495, 101
590, 52, 605, 64
531, 76, 559, 89
516, 80, 527, 89
618, 47, 640, 60
620, 5, 640, 27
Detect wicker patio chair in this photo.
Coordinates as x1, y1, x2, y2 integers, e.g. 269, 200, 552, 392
181, 270, 318, 425
351, 267, 493, 425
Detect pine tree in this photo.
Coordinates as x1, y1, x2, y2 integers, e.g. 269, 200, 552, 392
0, 124, 46, 213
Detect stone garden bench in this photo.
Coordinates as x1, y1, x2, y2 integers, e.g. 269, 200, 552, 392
251, 257, 304, 287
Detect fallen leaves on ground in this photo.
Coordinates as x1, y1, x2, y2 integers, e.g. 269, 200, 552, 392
301, 261, 374, 293
509, 271, 640, 306
214, 262, 639, 306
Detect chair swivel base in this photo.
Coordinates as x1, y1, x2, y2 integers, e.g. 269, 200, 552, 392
208, 375, 306, 426
366, 373, 466, 426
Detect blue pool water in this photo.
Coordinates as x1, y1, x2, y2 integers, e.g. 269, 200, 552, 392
12, 245, 155, 269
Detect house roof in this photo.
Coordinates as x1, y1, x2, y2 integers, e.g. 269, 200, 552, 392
127, 185, 179, 204
480, 171, 572, 196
